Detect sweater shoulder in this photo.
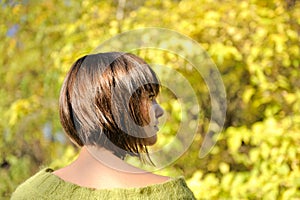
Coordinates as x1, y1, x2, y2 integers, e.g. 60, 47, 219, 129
11, 168, 54, 200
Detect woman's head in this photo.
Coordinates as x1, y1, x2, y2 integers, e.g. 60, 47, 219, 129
59, 52, 164, 161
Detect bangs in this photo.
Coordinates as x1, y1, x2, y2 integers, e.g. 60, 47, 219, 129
118, 54, 161, 99
143, 83, 160, 97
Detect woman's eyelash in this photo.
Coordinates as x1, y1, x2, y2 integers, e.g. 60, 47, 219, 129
149, 94, 155, 100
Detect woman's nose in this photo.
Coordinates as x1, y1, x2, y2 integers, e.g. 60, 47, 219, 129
154, 103, 164, 119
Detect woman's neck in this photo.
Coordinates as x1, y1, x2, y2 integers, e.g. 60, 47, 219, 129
52, 146, 170, 189
76, 146, 146, 174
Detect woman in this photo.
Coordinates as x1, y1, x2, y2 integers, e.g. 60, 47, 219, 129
11, 52, 196, 199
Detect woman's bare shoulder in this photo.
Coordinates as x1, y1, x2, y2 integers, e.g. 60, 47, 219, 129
147, 173, 171, 182
52, 148, 171, 189
113, 167, 171, 188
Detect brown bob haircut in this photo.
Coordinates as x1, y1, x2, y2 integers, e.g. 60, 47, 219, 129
59, 52, 160, 162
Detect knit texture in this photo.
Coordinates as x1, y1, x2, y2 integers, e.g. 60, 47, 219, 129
11, 168, 196, 200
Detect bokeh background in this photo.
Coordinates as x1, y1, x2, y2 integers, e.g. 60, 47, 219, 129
1, 0, 300, 199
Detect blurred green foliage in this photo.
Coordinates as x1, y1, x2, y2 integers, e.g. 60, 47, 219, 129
1, 0, 300, 199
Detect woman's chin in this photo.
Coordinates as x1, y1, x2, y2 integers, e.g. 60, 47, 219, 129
143, 135, 157, 146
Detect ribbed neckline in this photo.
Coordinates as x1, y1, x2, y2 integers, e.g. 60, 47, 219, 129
12, 168, 196, 200
35, 168, 187, 198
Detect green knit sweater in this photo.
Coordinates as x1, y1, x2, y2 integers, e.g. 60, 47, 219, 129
11, 168, 196, 200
